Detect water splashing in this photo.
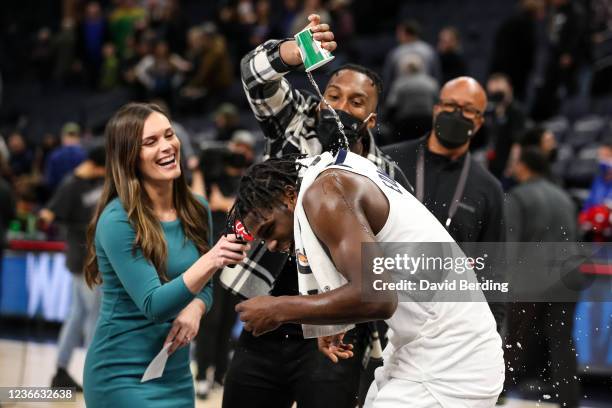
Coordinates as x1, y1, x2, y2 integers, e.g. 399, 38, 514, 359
306, 71, 349, 151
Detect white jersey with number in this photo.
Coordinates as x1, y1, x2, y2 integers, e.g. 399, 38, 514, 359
295, 150, 504, 406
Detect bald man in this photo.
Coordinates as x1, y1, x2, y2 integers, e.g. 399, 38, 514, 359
383, 76, 506, 331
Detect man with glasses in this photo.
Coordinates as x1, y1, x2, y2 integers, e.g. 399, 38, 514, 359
383, 76, 506, 332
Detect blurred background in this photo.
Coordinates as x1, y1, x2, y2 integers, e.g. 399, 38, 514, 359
0, 0, 610, 407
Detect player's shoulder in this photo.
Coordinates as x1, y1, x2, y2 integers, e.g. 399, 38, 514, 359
305, 167, 374, 210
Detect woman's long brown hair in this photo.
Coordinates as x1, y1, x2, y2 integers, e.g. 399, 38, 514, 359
84, 103, 210, 287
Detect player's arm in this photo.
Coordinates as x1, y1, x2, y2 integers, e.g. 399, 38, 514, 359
275, 170, 397, 325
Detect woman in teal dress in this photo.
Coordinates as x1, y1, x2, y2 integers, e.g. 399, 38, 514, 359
82, 103, 249, 407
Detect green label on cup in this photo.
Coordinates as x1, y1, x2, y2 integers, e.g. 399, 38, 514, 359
294, 28, 335, 72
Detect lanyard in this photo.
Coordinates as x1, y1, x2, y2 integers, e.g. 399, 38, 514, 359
416, 144, 471, 229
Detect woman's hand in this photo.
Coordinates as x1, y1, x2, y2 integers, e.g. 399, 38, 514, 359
205, 234, 250, 270
165, 299, 205, 355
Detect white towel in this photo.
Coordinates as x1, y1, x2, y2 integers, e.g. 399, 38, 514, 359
294, 153, 355, 338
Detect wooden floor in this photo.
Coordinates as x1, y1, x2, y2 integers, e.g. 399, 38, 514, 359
0, 339, 222, 408
0, 338, 572, 408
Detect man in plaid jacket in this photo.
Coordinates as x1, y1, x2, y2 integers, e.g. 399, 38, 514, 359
221, 14, 409, 408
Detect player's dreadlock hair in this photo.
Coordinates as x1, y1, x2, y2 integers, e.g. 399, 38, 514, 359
227, 155, 306, 235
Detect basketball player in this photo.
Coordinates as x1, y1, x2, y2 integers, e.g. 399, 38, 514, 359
229, 150, 504, 407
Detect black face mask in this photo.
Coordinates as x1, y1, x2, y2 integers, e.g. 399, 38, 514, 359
317, 109, 369, 154
433, 110, 475, 149
488, 91, 506, 104
548, 148, 558, 162
224, 151, 252, 169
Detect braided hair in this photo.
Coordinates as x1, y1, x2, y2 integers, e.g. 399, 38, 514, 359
227, 155, 306, 234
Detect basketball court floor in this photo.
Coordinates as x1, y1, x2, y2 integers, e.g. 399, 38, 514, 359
0, 338, 606, 408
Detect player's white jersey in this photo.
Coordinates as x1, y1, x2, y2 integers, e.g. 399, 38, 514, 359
296, 150, 504, 406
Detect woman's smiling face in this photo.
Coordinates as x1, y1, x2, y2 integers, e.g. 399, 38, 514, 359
138, 111, 181, 183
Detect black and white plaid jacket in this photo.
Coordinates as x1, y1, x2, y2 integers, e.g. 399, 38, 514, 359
223, 39, 410, 298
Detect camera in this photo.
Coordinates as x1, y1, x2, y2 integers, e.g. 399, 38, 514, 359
199, 146, 250, 185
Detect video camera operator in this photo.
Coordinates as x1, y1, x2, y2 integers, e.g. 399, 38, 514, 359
194, 130, 255, 398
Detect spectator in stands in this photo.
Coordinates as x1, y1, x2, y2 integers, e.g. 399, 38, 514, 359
0, 163, 16, 278
249, 0, 278, 47
217, 2, 256, 72
582, 137, 612, 211
578, 137, 612, 241
289, 0, 332, 36
383, 19, 440, 94
194, 131, 255, 399
135, 40, 191, 102
99, 43, 120, 90
520, 127, 558, 161
40, 146, 106, 391
384, 54, 438, 142
505, 147, 580, 408
237, 0, 258, 25
490, 0, 544, 102
508, 126, 563, 188
45, 122, 86, 191
480, 73, 527, 182
181, 23, 233, 109
30, 27, 55, 84
0, 133, 8, 158
213, 103, 241, 142
532, 0, 590, 120
108, 0, 146, 57
119, 32, 153, 93
33, 133, 60, 177
329, 0, 355, 46
590, 0, 612, 97
76, 1, 110, 88
143, 0, 188, 55
278, 0, 300, 37
549, 0, 591, 92
592, 0, 612, 42
437, 26, 468, 84
7, 132, 34, 177
53, 18, 78, 85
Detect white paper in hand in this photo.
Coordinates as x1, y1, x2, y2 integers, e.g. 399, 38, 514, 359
141, 342, 172, 382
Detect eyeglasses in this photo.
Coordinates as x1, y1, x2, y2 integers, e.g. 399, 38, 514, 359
436, 100, 483, 120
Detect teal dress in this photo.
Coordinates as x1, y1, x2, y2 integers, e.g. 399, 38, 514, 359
83, 197, 213, 408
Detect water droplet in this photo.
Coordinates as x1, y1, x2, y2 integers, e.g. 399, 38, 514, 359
306, 71, 349, 150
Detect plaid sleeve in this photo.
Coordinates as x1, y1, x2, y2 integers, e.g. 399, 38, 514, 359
240, 39, 311, 141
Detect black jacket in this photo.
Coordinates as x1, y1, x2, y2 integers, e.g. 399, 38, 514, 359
383, 136, 507, 329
